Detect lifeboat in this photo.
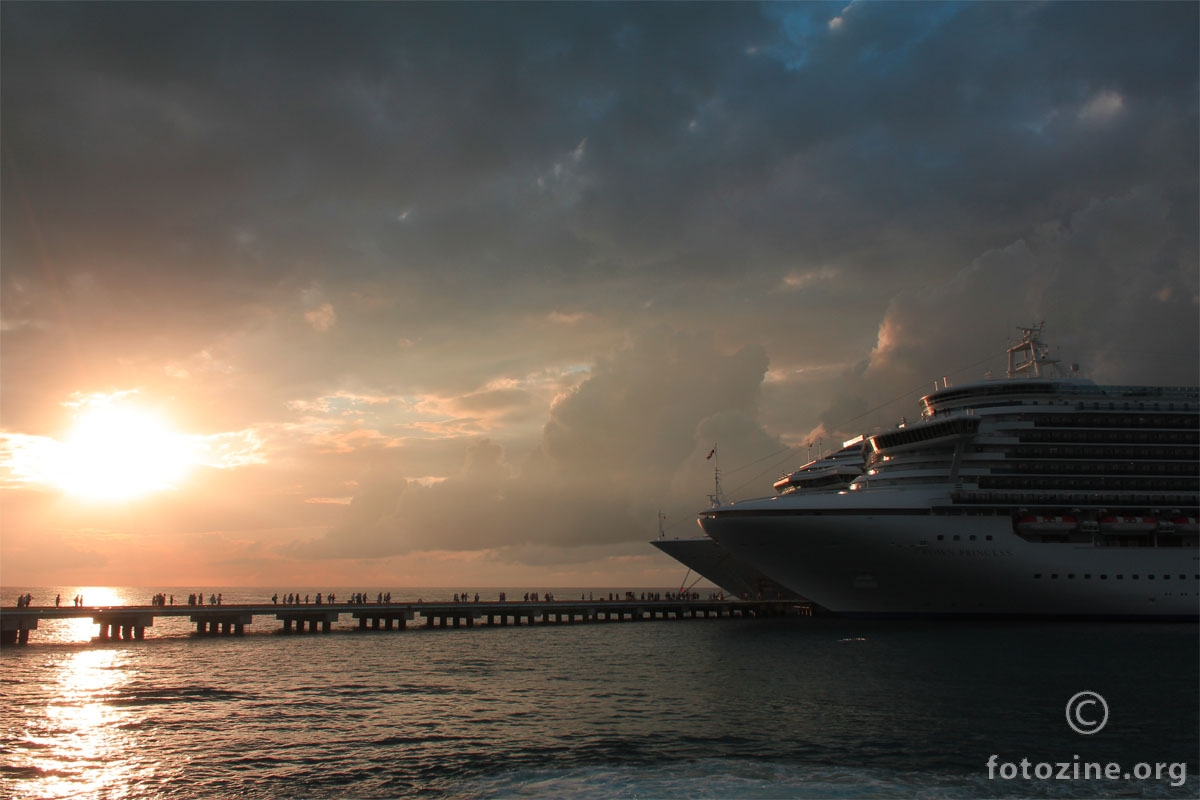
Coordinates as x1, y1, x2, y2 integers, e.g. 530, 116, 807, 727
1016, 515, 1077, 533
1170, 517, 1199, 534
1099, 515, 1157, 534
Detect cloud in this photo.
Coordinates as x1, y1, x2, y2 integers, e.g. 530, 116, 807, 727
304, 302, 336, 332
295, 325, 790, 560
1078, 90, 1125, 124
1, 2, 1195, 584
806, 186, 1200, 444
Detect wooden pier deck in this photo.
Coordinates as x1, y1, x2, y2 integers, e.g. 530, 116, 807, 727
1, 598, 811, 645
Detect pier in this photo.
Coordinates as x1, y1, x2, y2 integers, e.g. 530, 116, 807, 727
0, 598, 809, 645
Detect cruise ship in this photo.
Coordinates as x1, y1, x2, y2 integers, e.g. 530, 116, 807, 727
699, 326, 1200, 619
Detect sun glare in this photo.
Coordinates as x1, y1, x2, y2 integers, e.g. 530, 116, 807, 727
52, 402, 195, 502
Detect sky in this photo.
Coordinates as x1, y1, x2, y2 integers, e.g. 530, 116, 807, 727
2, 1, 1197, 589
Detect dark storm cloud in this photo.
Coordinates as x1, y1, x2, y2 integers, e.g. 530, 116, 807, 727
2, 2, 1196, 573
5, 2, 1195, 315
810, 186, 1200, 444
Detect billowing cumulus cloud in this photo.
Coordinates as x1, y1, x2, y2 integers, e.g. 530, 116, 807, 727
295, 327, 785, 559
809, 186, 1200, 444
1, 2, 1195, 585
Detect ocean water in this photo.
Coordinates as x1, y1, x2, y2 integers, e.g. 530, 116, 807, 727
1, 587, 1197, 799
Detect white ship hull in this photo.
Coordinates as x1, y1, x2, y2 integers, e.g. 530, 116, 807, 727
701, 490, 1200, 619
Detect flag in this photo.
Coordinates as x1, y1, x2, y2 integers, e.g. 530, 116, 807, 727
706, 448, 715, 460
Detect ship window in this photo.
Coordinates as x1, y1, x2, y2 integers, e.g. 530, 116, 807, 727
985, 535, 993, 541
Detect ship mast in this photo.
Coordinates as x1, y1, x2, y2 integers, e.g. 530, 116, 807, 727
1007, 322, 1058, 378
706, 445, 724, 507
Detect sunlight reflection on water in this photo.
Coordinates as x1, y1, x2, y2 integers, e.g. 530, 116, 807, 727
1, 615, 1196, 799
28, 648, 138, 798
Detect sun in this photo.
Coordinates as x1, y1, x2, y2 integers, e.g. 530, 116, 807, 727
52, 402, 195, 502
